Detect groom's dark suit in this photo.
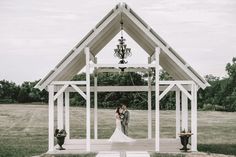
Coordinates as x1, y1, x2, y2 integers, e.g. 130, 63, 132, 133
121, 110, 130, 136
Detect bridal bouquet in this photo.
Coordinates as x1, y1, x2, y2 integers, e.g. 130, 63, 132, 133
120, 113, 124, 121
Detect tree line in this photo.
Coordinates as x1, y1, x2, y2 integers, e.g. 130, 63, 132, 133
0, 57, 235, 111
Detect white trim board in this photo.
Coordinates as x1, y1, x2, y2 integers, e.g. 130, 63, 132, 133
53, 85, 192, 92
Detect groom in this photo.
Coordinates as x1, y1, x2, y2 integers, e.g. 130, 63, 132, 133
120, 104, 130, 136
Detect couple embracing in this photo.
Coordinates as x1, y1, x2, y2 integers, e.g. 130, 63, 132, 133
109, 104, 135, 142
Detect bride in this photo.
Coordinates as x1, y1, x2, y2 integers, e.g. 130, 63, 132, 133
109, 107, 135, 142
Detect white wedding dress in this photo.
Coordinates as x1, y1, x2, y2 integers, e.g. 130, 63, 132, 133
109, 113, 135, 142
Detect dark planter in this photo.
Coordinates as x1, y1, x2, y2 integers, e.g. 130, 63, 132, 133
54, 129, 67, 150
179, 133, 193, 152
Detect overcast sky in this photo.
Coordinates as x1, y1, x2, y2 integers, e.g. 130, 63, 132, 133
1, 0, 236, 84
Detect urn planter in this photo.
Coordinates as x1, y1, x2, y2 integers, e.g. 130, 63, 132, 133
54, 129, 67, 150
179, 131, 193, 152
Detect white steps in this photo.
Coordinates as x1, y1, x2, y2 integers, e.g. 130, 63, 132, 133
96, 151, 150, 157
126, 151, 150, 157
96, 151, 120, 157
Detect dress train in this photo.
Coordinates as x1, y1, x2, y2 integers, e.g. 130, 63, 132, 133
109, 113, 135, 142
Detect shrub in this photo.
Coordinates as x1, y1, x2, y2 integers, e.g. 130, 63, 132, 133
0, 98, 15, 104
215, 105, 226, 111
202, 104, 215, 111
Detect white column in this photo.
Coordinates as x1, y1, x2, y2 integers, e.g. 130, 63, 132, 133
57, 93, 64, 130
181, 92, 188, 131
148, 57, 152, 139
65, 91, 70, 140
176, 89, 181, 138
85, 47, 91, 151
155, 47, 160, 152
191, 83, 198, 151
94, 57, 98, 139
48, 85, 54, 152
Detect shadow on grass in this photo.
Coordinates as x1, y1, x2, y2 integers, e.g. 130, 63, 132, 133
150, 153, 185, 157
198, 144, 236, 156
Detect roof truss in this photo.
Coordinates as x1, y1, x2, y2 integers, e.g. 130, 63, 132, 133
35, 3, 209, 90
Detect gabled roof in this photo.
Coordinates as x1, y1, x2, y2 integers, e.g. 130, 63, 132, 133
35, 3, 210, 91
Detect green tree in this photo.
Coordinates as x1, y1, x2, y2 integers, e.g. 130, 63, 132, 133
224, 57, 236, 111
198, 57, 236, 111
17, 81, 47, 103
0, 80, 20, 103
17, 87, 29, 103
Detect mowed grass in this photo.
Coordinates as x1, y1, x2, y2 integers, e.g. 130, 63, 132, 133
40, 153, 96, 157
0, 104, 236, 157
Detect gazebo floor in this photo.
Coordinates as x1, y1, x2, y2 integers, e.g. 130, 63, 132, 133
49, 138, 183, 154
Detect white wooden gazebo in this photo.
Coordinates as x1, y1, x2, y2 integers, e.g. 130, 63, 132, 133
35, 3, 209, 153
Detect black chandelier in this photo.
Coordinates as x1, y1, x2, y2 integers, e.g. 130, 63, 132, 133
114, 21, 132, 71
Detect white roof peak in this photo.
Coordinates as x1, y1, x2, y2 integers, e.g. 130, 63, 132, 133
35, 3, 209, 90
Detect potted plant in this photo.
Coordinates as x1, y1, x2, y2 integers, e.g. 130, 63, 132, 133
179, 130, 193, 152
54, 129, 67, 150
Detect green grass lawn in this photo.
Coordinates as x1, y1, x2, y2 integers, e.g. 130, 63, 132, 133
150, 153, 185, 157
0, 104, 236, 157
40, 154, 96, 157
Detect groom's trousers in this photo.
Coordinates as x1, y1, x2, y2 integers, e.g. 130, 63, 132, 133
121, 123, 128, 136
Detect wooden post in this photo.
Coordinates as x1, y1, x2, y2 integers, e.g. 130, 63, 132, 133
94, 57, 98, 139
182, 92, 188, 131
57, 93, 64, 130
85, 47, 91, 152
65, 91, 70, 140
148, 57, 152, 139
155, 47, 160, 152
176, 89, 180, 138
48, 85, 54, 152
175, 90, 180, 138
191, 83, 198, 151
